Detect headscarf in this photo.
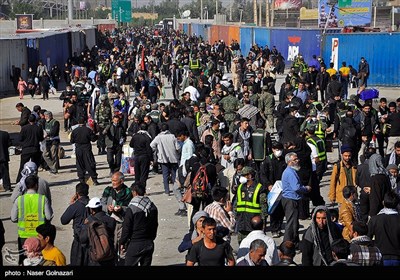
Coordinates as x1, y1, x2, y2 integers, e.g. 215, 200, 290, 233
18, 161, 38, 194
191, 210, 209, 240
23, 237, 42, 258
368, 153, 388, 176
309, 206, 336, 266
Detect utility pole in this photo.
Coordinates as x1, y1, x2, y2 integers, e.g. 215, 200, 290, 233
259, 1, 262, 26
200, 0, 203, 21
266, 0, 270, 27
254, 0, 258, 25
271, 0, 274, 27
68, 0, 73, 20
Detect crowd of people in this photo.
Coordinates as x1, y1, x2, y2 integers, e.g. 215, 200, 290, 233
0, 25, 399, 267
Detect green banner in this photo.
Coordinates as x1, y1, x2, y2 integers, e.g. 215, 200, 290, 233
111, 0, 132, 23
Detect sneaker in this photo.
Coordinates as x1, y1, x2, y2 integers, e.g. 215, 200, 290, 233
174, 209, 187, 216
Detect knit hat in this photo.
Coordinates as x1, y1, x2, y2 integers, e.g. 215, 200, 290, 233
192, 210, 209, 226
386, 164, 398, 171
340, 145, 353, 154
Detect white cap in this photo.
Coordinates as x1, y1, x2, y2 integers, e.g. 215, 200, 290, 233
86, 197, 102, 208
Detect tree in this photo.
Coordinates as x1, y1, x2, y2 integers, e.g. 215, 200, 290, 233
10, 1, 46, 19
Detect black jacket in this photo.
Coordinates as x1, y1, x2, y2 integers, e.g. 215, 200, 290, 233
130, 132, 152, 158
120, 197, 158, 244
19, 123, 44, 154
0, 130, 11, 162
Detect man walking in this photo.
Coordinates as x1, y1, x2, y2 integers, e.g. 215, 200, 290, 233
43, 111, 60, 174
150, 123, 181, 195
70, 117, 99, 185
103, 115, 126, 175
120, 182, 158, 266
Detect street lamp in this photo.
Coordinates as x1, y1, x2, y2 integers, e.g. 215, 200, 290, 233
204, 6, 208, 21
239, 6, 243, 25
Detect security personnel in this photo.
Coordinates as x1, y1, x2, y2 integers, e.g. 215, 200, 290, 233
95, 94, 112, 155
11, 175, 53, 265
305, 125, 326, 207
235, 166, 267, 245
189, 54, 201, 77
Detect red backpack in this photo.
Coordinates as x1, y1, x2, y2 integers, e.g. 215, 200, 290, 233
191, 164, 210, 199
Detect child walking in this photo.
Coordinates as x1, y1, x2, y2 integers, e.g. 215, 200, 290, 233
17, 76, 27, 99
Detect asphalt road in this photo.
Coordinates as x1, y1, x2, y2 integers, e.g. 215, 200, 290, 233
0, 75, 399, 266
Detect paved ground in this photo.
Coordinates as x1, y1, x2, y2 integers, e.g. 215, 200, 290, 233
1, 76, 399, 266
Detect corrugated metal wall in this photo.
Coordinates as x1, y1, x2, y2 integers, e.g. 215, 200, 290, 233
270, 28, 320, 65
210, 25, 219, 44
254, 28, 270, 49
70, 30, 86, 57
228, 26, 240, 45
0, 39, 28, 92
85, 28, 97, 50
322, 33, 400, 86
218, 25, 230, 43
240, 27, 254, 57
183, 23, 189, 35
38, 33, 70, 70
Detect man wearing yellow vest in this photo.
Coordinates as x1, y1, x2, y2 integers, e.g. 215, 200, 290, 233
11, 174, 53, 265
305, 125, 326, 207
235, 166, 267, 245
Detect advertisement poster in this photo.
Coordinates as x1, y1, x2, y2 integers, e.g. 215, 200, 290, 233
275, 0, 302, 10
16, 14, 33, 30
318, 0, 372, 28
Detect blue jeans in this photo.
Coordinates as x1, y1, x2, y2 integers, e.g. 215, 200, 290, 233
161, 163, 178, 194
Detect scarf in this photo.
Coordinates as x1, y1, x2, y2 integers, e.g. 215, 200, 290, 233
129, 196, 152, 217
377, 208, 398, 215
310, 206, 335, 266
136, 130, 152, 140
388, 151, 397, 166
239, 129, 251, 157
368, 153, 388, 176
18, 161, 38, 194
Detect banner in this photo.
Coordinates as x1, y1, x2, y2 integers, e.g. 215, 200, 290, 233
16, 14, 33, 30
275, 0, 302, 10
318, 0, 372, 28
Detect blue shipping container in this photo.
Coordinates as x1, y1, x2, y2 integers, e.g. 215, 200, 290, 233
183, 23, 189, 35
191, 23, 206, 39
269, 28, 320, 66
254, 28, 270, 49
38, 33, 70, 71
240, 27, 254, 57
322, 33, 400, 86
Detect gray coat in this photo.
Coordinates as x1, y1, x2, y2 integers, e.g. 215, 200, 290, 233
150, 131, 181, 164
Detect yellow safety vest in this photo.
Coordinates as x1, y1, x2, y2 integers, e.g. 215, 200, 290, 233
190, 59, 200, 70
315, 121, 325, 140
236, 183, 262, 214
307, 135, 327, 161
17, 194, 46, 238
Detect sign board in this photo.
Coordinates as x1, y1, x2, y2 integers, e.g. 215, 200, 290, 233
267, 180, 282, 214
16, 14, 33, 30
331, 38, 339, 70
318, 0, 372, 28
275, 0, 301, 10
112, 0, 132, 23
299, 7, 319, 20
